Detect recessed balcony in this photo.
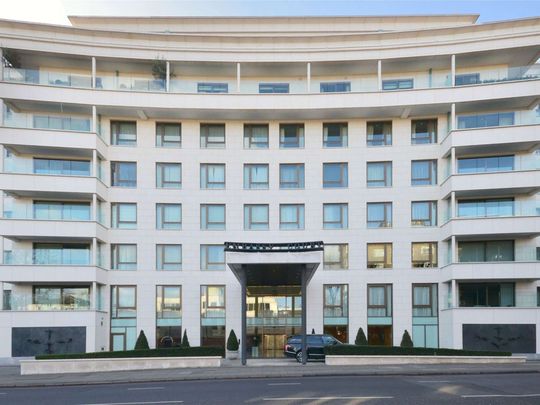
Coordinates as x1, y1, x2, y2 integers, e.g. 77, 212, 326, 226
441, 261, 540, 282
0, 264, 107, 283
0, 217, 107, 242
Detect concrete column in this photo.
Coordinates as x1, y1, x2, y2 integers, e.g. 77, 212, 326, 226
450, 191, 456, 219
451, 279, 457, 308
240, 269, 247, 366
0, 98, 4, 126
92, 281, 97, 310
92, 149, 97, 178
92, 193, 97, 222
166, 61, 170, 92
91, 57, 96, 88
92, 105, 97, 133
0, 281, 3, 310
306, 62, 311, 93
236, 62, 241, 93
450, 103, 456, 131
92, 237, 98, 266
451, 147, 456, 175
0, 48, 4, 81
377, 60, 382, 91
451, 235, 456, 264
451, 54, 456, 87
301, 268, 307, 365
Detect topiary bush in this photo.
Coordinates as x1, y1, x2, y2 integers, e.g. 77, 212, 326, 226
226, 329, 239, 351
134, 330, 150, 350
354, 327, 368, 345
181, 329, 190, 348
400, 330, 414, 348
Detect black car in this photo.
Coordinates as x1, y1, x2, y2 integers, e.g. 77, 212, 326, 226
284, 334, 342, 362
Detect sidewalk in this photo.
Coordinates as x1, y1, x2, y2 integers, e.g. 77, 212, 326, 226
1, 359, 540, 388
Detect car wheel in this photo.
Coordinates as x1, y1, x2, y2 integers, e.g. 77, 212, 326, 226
295, 351, 303, 363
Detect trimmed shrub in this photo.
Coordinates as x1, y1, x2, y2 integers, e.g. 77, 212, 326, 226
181, 330, 190, 348
36, 346, 224, 360
324, 344, 510, 357
400, 330, 414, 348
134, 330, 150, 350
226, 329, 239, 351
354, 327, 368, 346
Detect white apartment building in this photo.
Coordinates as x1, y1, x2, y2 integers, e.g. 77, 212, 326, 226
0, 14, 539, 359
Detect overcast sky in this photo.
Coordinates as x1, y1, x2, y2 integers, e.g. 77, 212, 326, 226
1, 0, 540, 25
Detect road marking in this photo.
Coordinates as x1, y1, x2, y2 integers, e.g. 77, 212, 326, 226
462, 394, 540, 398
79, 401, 183, 405
417, 380, 451, 383
127, 387, 165, 391
267, 382, 301, 386
263, 396, 394, 401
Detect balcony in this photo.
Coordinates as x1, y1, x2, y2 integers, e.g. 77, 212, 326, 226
0, 217, 107, 241
441, 260, 540, 282
3, 67, 92, 89
0, 263, 107, 283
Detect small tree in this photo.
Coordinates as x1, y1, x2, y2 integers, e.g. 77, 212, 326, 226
134, 330, 149, 350
355, 327, 368, 346
181, 329, 190, 348
151, 57, 175, 81
227, 329, 239, 351
400, 330, 414, 348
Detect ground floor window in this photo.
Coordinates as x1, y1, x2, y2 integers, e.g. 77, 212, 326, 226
201, 325, 225, 347
368, 325, 392, 346
323, 325, 348, 343
156, 326, 182, 348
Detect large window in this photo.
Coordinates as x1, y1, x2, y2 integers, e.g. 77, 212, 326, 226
367, 243, 392, 269
458, 240, 514, 262
111, 162, 137, 187
200, 124, 225, 148
323, 123, 348, 147
111, 285, 137, 351
411, 201, 437, 226
323, 203, 348, 229
320, 82, 351, 93
111, 244, 137, 270
324, 284, 349, 343
156, 163, 181, 189
457, 112, 515, 129
323, 163, 348, 188
198, 82, 228, 93
244, 164, 269, 189
459, 283, 515, 307
323, 244, 349, 270
156, 203, 182, 230
156, 245, 182, 271
411, 119, 437, 144
412, 284, 438, 317
455, 73, 480, 86
367, 202, 392, 228
244, 124, 269, 149
382, 78, 413, 90
200, 164, 226, 189
411, 160, 437, 186
33, 201, 90, 221
458, 199, 514, 218
156, 285, 182, 348
280, 164, 304, 189
368, 284, 392, 317
280, 124, 304, 148
111, 203, 137, 229
200, 204, 226, 230
33, 286, 90, 310
411, 242, 438, 268
244, 204, 269, 230
259, 83, 289, 93
32, 243, 90, 265
33, 158, 90, 176
367, 161, 392, 187
457, 155, 514, 174
200, 245, 225, 271
111, 121, 136, 146
280, 204, 305, 230
200, 285, 226, 348
156, 123, 181, 148
367, 121, 392, 146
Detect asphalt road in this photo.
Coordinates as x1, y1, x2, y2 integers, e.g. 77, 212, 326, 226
1, 373, 540, 404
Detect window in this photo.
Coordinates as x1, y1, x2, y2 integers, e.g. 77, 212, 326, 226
320, 82, 351, 93
111, 203, 137, 229
280, 124, 304, 148
411, 119, 437, 144
244, 204, 269, 230
33, 115, 90, 131
32, 286, 90, 310
411, 160, 437, 186
156, 285, 182, 348
457, 155, 514, 174
367, 161, 392, 187
324, 285, 348, 317
200, 124, 225, 148
200, 164, 226, 189
111, 285, 137, 351
412, 242, 438, 268
243, 164, 269, 189
324, 244, 349, 269
33, 201, 90, 221
382, 78, 413, 90
367, 243, 392, 269
198, 82, 228, 93
367, 121, 392, 146
33, 158, 90, 176
368, 284, 392, 317
156, 203, 182, 230
200, 245, 225, 271
323, 203, 348, 229
455, 73, 480, 86
111, 244, 137, 270
457, 112, 514, 129
279, 204, 304, 230
259, 83, 289, 93
111, 121, 136, 146
156, 163, 181, 189
156, 245, 182, 271
156, 123, 181, 148
323, 123, 348, 147
111, 162, 137, 187
459, 283, 515, 307
280, 164, 304, 189
32, 243, 90, 265
244, 124, 269, 149
323, 163, 348, 188
367, 202, 392, 228
412, 284, 438, 317
200, 204, 226, 230
411, 201, 437, 226
457, 199, 514, 218
458, 240, 514, 263
201, 285, 226, 348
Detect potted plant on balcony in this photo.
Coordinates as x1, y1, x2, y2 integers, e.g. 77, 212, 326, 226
226, 329, 239, 360
151, 56, 175, 91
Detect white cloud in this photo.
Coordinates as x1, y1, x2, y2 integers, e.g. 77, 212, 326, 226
0, 0, 70, 25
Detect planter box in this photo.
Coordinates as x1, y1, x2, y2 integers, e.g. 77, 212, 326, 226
20, 356, 222, 375
325, 355, 526, 366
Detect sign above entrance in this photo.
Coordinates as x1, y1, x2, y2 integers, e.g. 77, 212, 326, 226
224, 241, 324, 253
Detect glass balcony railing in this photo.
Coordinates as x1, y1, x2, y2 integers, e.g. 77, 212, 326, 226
96, 74, 166, 92
3, 249, 91, 266
442, 201, 540, 222
442, 154, 540, 180
456, 110, 540, 131
2, 294, 92, 311
2, 206, 92, 221
3, 67, 92, 88
441, 247, 539, 267
3, 111, 92, 132
455, 65, 540, 87
3, 158, 92, 177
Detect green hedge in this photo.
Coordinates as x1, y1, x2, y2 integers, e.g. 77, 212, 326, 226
35, 346, 224, 360
324, 345, 510, 357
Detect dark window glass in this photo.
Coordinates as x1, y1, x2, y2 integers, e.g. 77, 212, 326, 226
197, 83, 228, 93
382, 79, 413, 90
320, 82, 351, 93
259, 83, 289, 93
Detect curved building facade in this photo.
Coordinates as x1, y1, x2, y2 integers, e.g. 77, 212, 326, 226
0, 14, 539, 357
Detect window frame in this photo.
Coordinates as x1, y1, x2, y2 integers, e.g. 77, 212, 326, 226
156, 203, 182, 230
279, 124, 304, 148
111, 244, 137, 271
156, 244, 182, 271
323, 244, 349, 270
243, 124, 269, 149
200, 204, 226, 230
366, 121, 392, 147
110, 121, 137, 146
200, 163, 226, 189
367, 284, 392, 317
323, 162, 348, 188
197, 82, 228, 93
200, 124, 226, 148
259, 83, 290, 94
111, 161, 137, 188
411, 242, 438, 268
323, 122, 348, 148
279, 203, 305, 230
411, 201, 437, 227
156, 162, 182, 189
367, 161, 392, 187
155, 122, 181, 148
411, 159, 437, 186
279, 163, 305, 189
320, 82, 351, 93
411, 119, 438, 145
367, 243, 393, 269
323, 203, 348, 229
382, 78, 414, 90
200, 245, 226, 271
243, 164, 269, 189
367, 202, 392, 228
244, 204, 270, 230
111, 202, 137, 229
